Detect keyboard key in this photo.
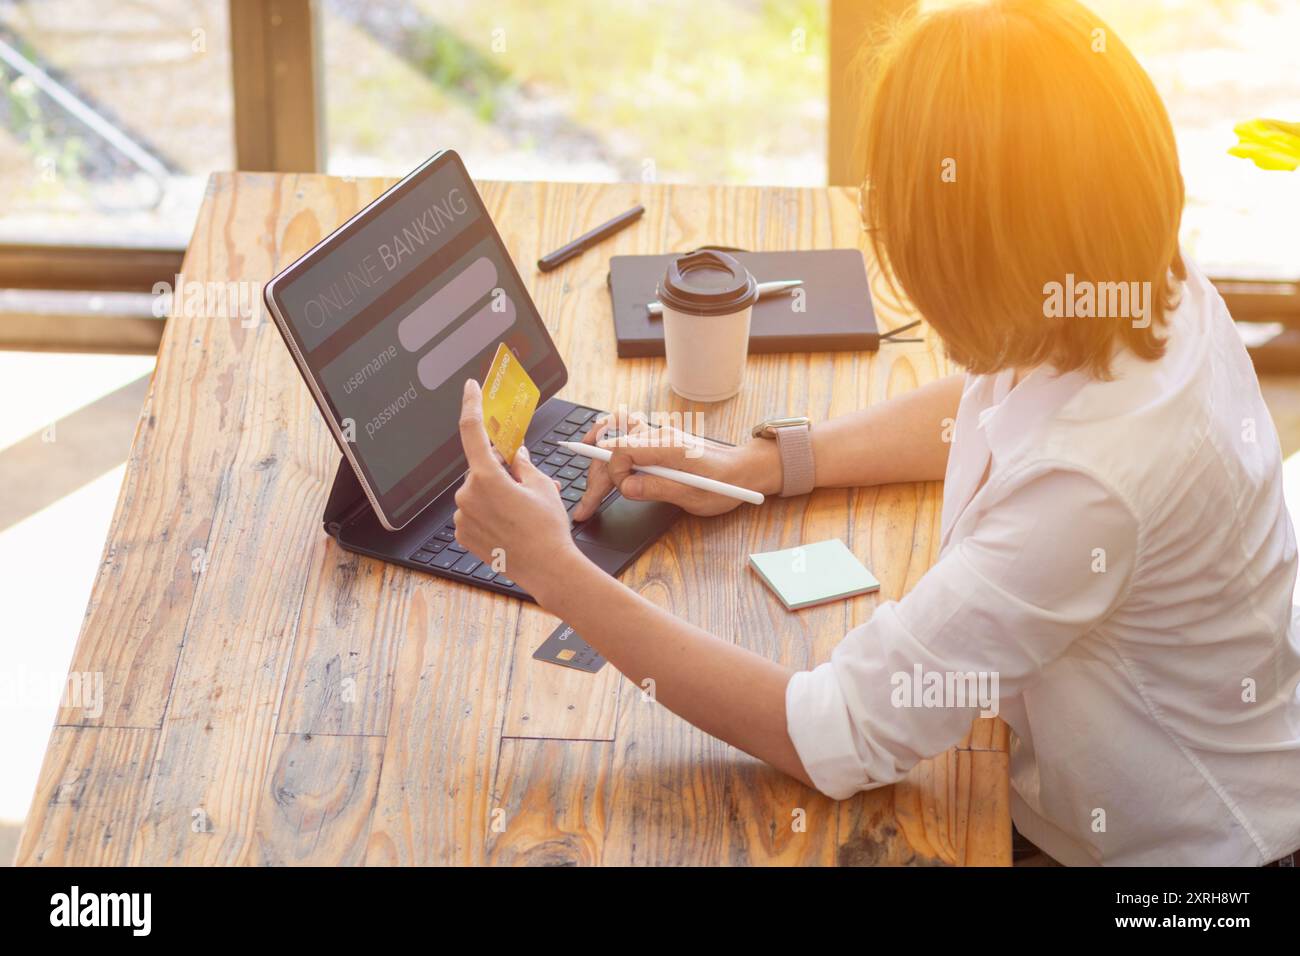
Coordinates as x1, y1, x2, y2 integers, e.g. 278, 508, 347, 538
572, 456, 591, 470
425, 540, 446, 554
432, 550, 460, 570
565, 407, 596, 425
573, 475, 588, 491
552, 420, 579, 436
472, 564, 497, 582
412, 550, 437, 564
561, 487, 584, 503
556, 465, 581, 481
497, 577, 516, 589
530, 441, 556, 458
544, 452, 571, 468
435, 528, 456, 542
452, 553, 482, 575
543, 431, 571, 445
538, 462, 560, 477
447, 540, 467, 554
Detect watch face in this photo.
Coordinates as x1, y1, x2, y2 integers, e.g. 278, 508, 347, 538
753, 416, 811, 438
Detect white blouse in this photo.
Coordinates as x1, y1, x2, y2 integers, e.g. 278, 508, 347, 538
785, 259, 1300, 866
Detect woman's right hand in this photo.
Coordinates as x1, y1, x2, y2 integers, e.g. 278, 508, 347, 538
571, 412, 782, 520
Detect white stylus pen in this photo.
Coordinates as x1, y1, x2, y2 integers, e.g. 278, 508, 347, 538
556, 440, 765, 506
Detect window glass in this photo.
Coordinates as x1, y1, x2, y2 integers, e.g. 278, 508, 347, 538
0, 0, 233, 246
322, 0, 828, 186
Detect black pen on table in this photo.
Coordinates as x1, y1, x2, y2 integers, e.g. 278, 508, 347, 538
537, 204, 645, 272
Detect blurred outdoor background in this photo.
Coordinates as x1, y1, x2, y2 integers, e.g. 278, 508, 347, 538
0, 0, 1297, 858
1, 0, 1297, 271
0, 0, 829, 245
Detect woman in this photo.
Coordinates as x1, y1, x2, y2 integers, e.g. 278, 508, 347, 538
453, 0, 1300, 865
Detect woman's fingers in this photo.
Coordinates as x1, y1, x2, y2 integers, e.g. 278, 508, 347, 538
572, 413, 649, 520
573, 418, 714, 520
572, 417, 615, 521
615, 470, 705, 508
511, 446, 557, 497
458, 380, 502, 477
600, 432, 699, 468
599, 431, 710, 508
572, 469, 612, 521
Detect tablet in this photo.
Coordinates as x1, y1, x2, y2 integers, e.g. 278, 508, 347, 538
264, 150, 567, 530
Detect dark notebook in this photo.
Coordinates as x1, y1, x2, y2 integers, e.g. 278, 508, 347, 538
608, 248, 878, 357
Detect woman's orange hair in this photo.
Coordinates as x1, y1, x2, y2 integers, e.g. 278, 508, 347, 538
858, 0, 1186, 378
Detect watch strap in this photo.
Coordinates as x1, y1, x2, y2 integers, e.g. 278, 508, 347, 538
775, 424, 815, 497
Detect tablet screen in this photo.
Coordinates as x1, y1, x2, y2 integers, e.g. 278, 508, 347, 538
267, 151, 567, 527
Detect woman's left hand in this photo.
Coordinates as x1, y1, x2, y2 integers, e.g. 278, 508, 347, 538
452, 379, 581, 595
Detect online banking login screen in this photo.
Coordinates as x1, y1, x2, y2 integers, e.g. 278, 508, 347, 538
276, 158, 562, 522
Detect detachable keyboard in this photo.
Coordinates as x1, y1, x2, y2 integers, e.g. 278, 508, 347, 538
326, 396, 679, 602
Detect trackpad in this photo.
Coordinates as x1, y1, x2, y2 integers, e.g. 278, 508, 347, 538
576, 495, 678, 554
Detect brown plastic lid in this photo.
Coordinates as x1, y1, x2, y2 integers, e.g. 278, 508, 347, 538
656, 250, 758, 317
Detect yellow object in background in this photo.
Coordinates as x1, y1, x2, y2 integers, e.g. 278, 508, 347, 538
1229, 119, 1300, 171
481, 342, 540, 465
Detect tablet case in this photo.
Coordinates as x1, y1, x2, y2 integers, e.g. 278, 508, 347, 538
608, 248, 878, 357
323, 456, 368, 537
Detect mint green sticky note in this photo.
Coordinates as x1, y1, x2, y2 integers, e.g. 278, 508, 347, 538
748, 538, 880, 611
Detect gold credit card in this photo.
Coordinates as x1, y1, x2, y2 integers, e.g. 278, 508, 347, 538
482, 342, 539, 465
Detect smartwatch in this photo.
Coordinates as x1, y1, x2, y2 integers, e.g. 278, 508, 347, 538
751, 416, 815, 497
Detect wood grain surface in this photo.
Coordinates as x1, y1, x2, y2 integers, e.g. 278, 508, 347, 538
16, 173, 1010, 866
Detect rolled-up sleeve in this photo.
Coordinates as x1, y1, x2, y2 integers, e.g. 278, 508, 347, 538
786, 467, 1138, 800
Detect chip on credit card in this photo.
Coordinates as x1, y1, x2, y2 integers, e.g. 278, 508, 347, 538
482, 342, 539, 464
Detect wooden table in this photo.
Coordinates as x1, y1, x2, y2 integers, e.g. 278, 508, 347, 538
17, 173, 1010, 866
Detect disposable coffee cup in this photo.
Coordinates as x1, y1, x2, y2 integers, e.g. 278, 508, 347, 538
656, 250, 759, 402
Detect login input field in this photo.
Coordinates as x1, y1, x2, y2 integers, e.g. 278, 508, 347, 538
417, 296, 517, 392
397, 255, 499, 353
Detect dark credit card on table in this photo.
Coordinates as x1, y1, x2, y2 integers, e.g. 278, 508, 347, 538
533, 622, 607, 673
